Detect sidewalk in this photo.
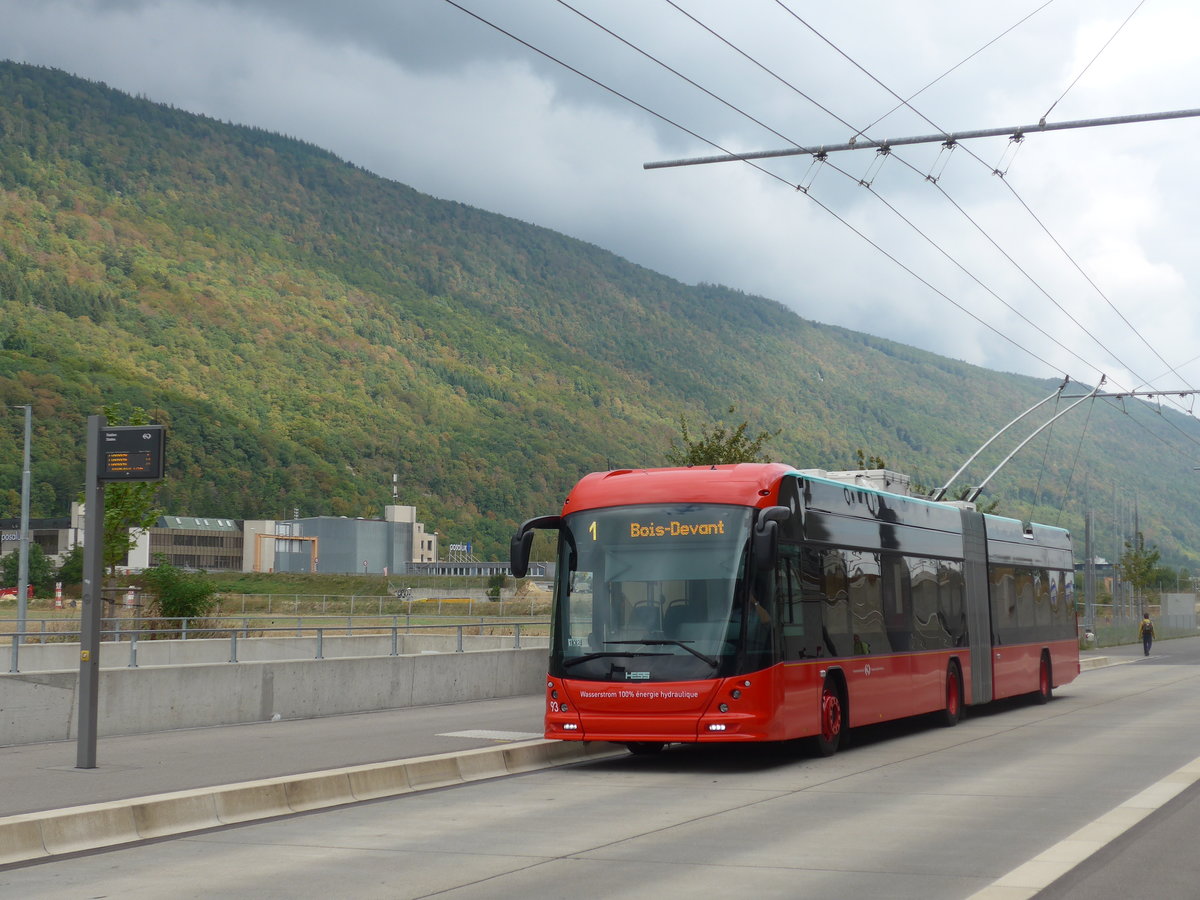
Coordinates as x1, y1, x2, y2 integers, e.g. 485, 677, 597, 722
0, 694, 624, 866
1, 694, 548, 818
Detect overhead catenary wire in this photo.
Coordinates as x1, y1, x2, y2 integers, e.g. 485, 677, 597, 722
442, 0, 1200, 471
1039, 0, 1148, 124
441, 0, 1066, 375
778, 0, 1200, 408
656, 4, 1198, 403
445, 0, 1171, 398
650, 1, 1154, 390
548, 0, 1106, 378
660, 5, 1200, 467
843, 0, 1062, 140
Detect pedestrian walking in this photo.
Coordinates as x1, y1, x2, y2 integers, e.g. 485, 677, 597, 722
1139, 613, 1155, 656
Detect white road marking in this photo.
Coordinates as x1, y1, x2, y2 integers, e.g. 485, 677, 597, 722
438, 729, 543, 741
967, 751, 1200, 899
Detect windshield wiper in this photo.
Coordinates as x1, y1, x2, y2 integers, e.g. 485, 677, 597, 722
563, 650, 669, 668
604, 639, 719, 668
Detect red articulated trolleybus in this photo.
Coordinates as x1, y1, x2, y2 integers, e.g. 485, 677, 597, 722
510, 463, 1079, 756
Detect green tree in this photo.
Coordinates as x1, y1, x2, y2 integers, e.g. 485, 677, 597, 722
56, 544, 84, 587
1150, 563, 1186, 592
486, 572, 506, 601
99, 405, 163, 575
1, 544, 53, 594
666, 406, 777, 466
855, 449, 888, 469
139, 559, 217, 620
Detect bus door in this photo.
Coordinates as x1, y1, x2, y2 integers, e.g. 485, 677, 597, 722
842, 551, 906, 726
960, 509, 993, 705
777, 544, 828, 736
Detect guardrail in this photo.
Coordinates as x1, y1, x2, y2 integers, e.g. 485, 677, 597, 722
216, 593, 551, 616
5, 616, 550, 673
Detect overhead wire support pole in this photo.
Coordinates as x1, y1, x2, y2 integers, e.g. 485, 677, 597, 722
966, 384, 1105, 504
930, 379, 1069, 502
644, 107, 1200, 170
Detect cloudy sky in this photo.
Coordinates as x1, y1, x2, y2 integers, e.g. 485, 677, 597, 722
2, 0, 1198, 396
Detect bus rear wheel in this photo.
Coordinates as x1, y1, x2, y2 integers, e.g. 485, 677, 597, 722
940, 662, 963, 727
813, 678, 844, 757
1034, 653, 1052, 704
626, 742, 665, 756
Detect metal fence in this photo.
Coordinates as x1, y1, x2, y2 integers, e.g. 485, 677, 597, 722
5, 615, 549, 673
213, 592, 551, 617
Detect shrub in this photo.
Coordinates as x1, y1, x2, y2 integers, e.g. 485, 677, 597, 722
139, 561, 217, 620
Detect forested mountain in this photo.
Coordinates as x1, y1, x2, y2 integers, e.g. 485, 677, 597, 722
1, 61, 1198, 564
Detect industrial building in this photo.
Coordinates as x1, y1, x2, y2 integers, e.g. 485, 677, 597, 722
1, 503, 443, 576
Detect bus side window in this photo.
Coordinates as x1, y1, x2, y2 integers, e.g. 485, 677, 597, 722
939, 560, 967, 646
823, 551, 853, 658
780, 545, 825, 659
990, 565, 1017, 645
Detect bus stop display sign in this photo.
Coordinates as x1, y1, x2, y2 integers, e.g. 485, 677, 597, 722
99, 425, 166, 481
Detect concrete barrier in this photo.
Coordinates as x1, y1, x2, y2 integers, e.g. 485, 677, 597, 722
9, 632, 549, 672
0, 646, 548, 748
213, 781, 292, 824
0, 816, 47, 865
131, 791, 221, 839
285, 771, 354, 813
405, 754, 467, 791
347, 762, 412, 802
39, 802, 140, 857
0, 738, 626, 865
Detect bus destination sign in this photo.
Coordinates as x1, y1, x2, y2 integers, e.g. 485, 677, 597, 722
100, 425, 166, 481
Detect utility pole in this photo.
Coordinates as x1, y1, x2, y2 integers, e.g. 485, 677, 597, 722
1133, 492, 1141, 617
1084, 508, 1095, 635
1112, 485, 1121, 624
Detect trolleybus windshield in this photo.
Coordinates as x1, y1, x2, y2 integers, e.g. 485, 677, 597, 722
553, 504, 755, 681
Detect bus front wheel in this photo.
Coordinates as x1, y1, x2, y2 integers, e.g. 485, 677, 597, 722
814, 677, 844, 757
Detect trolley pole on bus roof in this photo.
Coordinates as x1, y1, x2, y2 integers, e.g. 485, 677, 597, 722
930, 384, 1200, 505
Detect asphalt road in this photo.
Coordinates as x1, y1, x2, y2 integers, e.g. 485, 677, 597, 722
1033, 634, 1200, 900
4, 637, 1200, 899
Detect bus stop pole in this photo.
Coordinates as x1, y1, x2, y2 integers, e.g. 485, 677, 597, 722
77, 415, 105, 769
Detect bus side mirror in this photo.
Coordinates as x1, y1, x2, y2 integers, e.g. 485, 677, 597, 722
753, 506, 790, 564
510, 515, 562, 578
752, 506, 789, 598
